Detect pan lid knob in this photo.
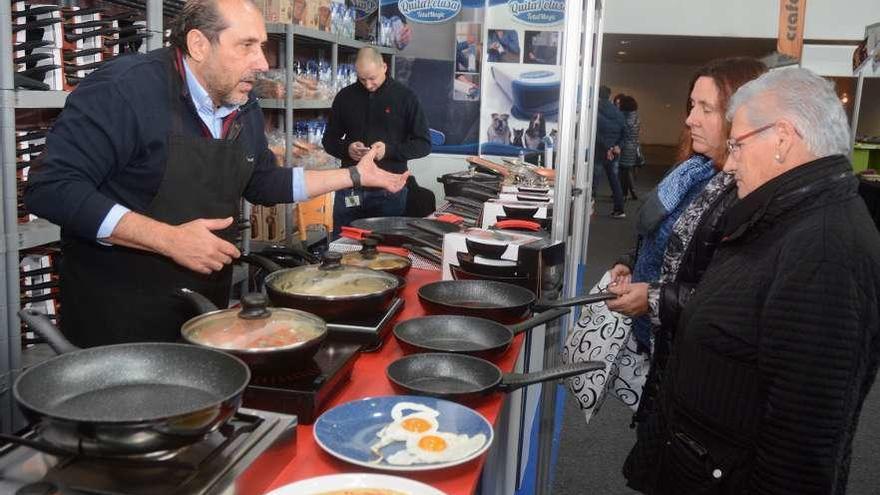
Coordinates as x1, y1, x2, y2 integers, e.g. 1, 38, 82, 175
319, 251, 343, 270
238, 293, 271, 320
361, 238, 379, 258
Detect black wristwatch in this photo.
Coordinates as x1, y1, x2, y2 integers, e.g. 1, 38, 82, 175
348, 166, 362, 188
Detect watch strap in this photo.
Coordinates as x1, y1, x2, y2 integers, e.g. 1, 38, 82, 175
348, 166, 362, 189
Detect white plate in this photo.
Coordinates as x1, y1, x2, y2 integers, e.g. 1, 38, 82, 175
266, 473, 447, 495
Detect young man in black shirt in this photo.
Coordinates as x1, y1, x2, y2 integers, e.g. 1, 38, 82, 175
322, 47, 431, 236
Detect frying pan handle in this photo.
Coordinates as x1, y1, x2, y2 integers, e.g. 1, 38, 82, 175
403, 243, 442, 264
175, 288, 220, 315
507, 307, 570, 335
494, 219, 541, 231
407, 221, 451, 238
533, 292, 618, 310
498, 361, 606, 392
18, 308, 80, 355
238, 253, 283, 273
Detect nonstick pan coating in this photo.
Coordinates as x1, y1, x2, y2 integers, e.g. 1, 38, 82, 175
387, 353, 605, 401
393, 308, 569, 357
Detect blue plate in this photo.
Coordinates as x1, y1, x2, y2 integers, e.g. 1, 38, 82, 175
313, 395, 494, 471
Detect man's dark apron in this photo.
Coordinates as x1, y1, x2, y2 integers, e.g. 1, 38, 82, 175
59, 55, 253, 347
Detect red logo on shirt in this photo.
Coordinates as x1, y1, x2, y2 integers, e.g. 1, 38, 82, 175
385, 106, 391, 114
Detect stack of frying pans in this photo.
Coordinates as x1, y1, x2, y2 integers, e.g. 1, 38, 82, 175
12, 5, 63, 90
385, 280, 613, 403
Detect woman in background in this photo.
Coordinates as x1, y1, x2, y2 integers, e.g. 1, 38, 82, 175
618, 95, 641, 200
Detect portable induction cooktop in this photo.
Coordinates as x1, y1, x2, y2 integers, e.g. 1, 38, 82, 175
243, 340, 361, 425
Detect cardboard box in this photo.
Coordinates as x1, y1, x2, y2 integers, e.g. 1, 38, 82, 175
249, 204, 265, 241
261, 204, 287, 242
256, 0, 294, 24
300, 0, 331, 31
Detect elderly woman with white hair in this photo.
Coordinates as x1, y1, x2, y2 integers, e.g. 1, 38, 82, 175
629, 67, 880, 495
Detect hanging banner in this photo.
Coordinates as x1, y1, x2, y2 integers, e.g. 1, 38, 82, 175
479, 0, 562, 157
399, 0, 462, 23
350, 0, 379, 19
507, 0, 564, 26
777, 0, 807, 61
383, 0, 485, 154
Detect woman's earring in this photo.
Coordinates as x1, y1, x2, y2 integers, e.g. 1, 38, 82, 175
775, 153, 782, 162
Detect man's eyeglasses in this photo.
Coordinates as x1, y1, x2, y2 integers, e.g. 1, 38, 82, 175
725, 123, 775, 158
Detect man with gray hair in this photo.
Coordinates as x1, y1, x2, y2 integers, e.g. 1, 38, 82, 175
630, 68, 880, 494
322, 46, 431, 237
25, 0, 410, 347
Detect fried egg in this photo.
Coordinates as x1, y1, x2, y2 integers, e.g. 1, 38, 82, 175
371, 402, 440, 451
385, 431, 487, 465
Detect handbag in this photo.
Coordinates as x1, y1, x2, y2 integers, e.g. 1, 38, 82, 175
636, 145, 647, 167
562, 271, 650, 423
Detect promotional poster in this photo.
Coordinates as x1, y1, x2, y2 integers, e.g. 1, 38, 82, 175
381, 0, 564, 156
479, 0, 562, 157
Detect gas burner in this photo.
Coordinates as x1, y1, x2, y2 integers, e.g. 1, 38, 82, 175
0, 409, 296, 495
16, 481, 61, 495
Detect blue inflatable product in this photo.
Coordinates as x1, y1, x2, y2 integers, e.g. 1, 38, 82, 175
491, 66, 560, 120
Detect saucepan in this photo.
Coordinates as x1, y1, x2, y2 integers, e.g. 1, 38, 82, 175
11, 309, 249, 456
239, 252, 403, 322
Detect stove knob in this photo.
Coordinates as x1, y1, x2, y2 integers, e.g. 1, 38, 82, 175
16, 482, 60, 495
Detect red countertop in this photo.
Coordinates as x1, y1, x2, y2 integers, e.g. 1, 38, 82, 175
252, 267, 525, 495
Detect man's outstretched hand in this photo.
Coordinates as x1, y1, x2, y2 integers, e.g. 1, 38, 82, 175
356, 148, 409, 193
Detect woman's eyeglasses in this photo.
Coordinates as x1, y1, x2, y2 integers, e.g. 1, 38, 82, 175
725, 123, 775, 158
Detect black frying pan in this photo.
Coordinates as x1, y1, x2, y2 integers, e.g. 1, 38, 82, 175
456, 252, 519, 277
350, 217, 459, 247
14, 309, 250, 456
387, 353, 605, 402
502, 205, 539, 219
12, 6, 61, 18
13, 40, 54, 52
394, 307, 569, 359
418, 280, 618, 323
402, 243, 442, 264
14, 52, 54, 65
18, 65, 60, 80
14, 73, 50, 90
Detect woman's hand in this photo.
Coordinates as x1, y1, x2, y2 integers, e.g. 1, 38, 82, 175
609, 263, 632, 286
607, 282, 649, 317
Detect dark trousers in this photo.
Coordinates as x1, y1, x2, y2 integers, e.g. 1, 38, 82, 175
593, 155, 625, 212
620, 166, 637, 198
332, 187, 409, 238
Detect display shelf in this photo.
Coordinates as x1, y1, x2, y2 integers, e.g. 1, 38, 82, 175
17, 219, 60, 250
14, 91, 68, 109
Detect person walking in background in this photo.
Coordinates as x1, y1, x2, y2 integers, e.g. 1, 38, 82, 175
594, 85, 626, 218
618, 95, 641, 200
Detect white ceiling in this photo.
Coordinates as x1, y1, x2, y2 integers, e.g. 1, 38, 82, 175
602, 33, 777, 66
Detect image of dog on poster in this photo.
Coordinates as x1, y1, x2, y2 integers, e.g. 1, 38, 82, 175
524, 113, 546, 149
510, 128, 524, 147
486, 113, 511, 144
